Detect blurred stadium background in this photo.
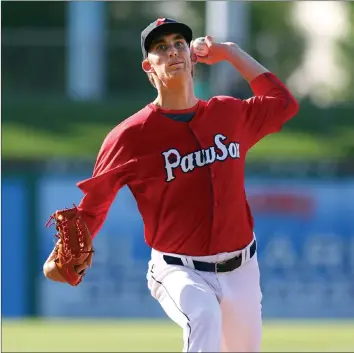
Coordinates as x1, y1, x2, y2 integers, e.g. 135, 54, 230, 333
2, 1, 354, 352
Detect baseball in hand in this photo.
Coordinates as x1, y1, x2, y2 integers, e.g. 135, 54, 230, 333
192, 37, 209, 57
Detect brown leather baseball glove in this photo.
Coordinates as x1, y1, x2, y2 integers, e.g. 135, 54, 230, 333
43, 205, 94, 286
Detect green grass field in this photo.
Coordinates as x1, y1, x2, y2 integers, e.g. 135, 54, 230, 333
3, 319, 354, 352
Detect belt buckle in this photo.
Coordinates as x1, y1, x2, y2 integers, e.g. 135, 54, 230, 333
215, 259, 227, 274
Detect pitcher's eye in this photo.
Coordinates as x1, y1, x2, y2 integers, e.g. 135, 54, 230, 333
157, 44, 167, 51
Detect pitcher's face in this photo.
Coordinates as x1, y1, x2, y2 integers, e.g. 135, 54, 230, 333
142, 33, 196, 84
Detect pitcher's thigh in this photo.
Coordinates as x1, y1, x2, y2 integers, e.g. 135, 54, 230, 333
150, 266, 223, 352
219, 255, 263, 352
221, 300, 262, 352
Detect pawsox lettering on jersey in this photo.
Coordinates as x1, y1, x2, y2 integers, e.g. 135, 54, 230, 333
162, 133, 240, 182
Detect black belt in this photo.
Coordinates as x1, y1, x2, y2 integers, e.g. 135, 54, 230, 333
163, 240, 257, 273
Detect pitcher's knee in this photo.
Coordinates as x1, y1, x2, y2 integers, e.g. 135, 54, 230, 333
187, 305, 222, 352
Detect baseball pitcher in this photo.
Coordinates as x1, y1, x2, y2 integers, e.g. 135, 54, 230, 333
43, 18, 299, 352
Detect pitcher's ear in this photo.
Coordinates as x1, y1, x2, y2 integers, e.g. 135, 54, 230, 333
142, 59, 154, 73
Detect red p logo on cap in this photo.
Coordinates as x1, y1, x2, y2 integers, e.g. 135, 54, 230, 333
157, 18, 166, 26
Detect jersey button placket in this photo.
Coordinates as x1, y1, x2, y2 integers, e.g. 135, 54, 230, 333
211, 172, 218, 206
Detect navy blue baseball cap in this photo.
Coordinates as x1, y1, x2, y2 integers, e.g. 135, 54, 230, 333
141, 18, 193, 59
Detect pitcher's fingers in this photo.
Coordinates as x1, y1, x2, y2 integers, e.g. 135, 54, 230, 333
195, 55, 210, 64
190, 40, 197, 55
191, 51, 198, 64
205, 36, 214, 45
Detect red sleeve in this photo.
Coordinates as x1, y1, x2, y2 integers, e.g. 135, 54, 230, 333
242, 72, 299, 148
75, 124, 138, 238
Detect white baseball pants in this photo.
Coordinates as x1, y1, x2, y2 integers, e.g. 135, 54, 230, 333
146, 239, 263, 352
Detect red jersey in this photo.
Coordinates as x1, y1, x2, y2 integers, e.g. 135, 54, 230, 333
76, 72, 299, 256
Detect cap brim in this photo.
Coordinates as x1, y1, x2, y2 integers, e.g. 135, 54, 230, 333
144, 22, 193, 53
